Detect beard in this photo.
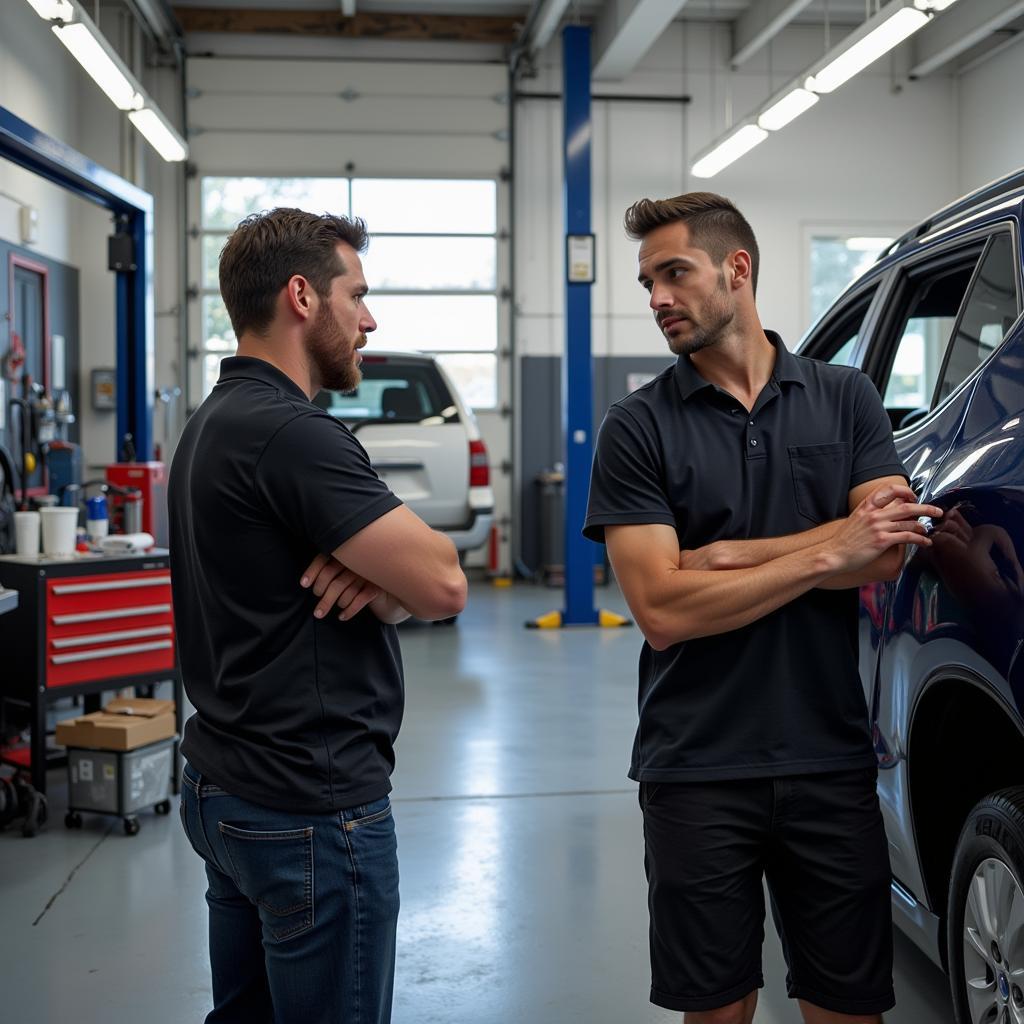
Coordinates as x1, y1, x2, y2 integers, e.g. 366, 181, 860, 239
307, 301, 363, 393
663, 272, 735, 357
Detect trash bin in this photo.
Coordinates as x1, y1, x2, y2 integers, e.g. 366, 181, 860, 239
536, 467, 565, 587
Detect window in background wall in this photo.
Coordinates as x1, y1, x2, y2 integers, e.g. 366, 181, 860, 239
809, 236, 894, 326
199, 176, 499, 407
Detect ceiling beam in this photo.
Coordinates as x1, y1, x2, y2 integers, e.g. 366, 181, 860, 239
591, 0, 691, 81
731, 0, 814, 68
909, 0, 1024, 78
172, 7, 521, 44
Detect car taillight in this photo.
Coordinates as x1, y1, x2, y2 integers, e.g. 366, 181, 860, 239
469, 439, 489, 487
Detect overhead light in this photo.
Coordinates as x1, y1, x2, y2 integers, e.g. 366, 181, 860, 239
52, 22, 143, 111
24, 0, 74, 18
914, 0, 958, 9
757, 87, 819, 131
128, 108, 188, 163
692, 124, 768, 179
805, 6, 929, 94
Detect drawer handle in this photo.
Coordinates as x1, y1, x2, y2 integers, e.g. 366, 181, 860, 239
52, 575, 171, 595
52, 603, 172, 625
52, 626, 173, 650
51, 639, 173, 665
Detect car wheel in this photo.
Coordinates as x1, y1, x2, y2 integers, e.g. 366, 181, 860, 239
948, 786, 1024, 1024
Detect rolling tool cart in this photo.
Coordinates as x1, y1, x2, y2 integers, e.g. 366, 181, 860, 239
0, 550, 182, 794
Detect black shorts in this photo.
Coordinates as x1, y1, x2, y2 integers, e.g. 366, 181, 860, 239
640, 768, 895, 1015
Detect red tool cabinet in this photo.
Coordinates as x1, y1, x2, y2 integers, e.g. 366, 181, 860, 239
0, 551, 182, 794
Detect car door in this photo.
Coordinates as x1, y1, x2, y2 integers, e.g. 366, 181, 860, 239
860, 225, 1024, 911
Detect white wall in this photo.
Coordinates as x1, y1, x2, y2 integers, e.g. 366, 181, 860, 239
515, 20, 961, 361
957, 38, 1024, 194
1, 0, 186, 468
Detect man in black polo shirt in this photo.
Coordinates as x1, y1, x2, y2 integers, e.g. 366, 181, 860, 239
584, 193, 943, 1024
169, 208, 466, 1024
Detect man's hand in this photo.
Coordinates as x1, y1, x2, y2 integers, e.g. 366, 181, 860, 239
825, 484, 942, 574
301, 553, 382, 621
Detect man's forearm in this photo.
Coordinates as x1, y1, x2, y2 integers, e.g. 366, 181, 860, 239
687, 521, 901, 589
695, 521, 842, 569
644, 542, 840, 649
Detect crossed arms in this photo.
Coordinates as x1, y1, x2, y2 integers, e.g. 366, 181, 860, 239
607, 476, 943, 652
299, 505, 468, 625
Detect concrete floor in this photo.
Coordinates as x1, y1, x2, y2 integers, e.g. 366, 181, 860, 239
1, 582, 956, 1023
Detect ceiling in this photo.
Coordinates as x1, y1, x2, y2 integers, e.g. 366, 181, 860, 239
156, 0, 1024, 82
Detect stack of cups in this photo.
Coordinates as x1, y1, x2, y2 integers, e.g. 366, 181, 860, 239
15, 510, 41, 556
39, 506, 79, 556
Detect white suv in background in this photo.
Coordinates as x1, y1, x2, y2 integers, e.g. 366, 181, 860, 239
316, 351, 494, 555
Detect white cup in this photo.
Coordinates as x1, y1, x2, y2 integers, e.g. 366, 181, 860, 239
14, 510, 41, 556
39, 506, 79, 556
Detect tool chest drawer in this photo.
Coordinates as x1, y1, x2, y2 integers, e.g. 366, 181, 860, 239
0, 553, 177, 695
45, 571, 175, 688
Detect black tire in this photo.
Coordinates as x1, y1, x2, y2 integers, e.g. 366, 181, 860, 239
124, 817, 140, 836
155, 800, 171, 815
21, 792, 46, 838
948, 786, 1024, 1024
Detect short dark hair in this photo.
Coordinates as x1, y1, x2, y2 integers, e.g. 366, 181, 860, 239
623, 192, 760, 295
219, 207, 369, 337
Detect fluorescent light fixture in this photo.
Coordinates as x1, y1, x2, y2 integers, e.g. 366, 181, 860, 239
805, 6, 929, 94
692, 124, 768, 179
24, 0, 74, 18
914, 0, 958, 9
52, 23, 143, 111
757, 87, 819, 131
128, 108, 188, 162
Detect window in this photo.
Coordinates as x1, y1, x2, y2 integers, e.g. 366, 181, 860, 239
198, 176, 499, 407
798, 289, 876, 368
937, 233, 1021, 404
810, 236, 894, 325
870, 247, 985, 431
314, 362, 456, 423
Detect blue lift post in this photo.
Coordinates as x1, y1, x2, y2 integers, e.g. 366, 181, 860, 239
0, 105, 155, 460
526, 27, 628, 631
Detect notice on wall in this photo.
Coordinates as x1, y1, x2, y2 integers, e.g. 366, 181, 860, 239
566, 234, 596, 284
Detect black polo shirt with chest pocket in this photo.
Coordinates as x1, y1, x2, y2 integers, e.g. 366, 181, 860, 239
584, 331, 908, 783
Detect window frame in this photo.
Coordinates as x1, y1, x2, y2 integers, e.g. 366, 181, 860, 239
932, 228, 1023, 408
192, 174, 502, 410
860, 221, 1023, 439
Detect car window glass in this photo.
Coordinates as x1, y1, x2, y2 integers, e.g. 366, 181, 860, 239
315, 363, 457, 423
881, 263, 976, 427
936, 233, 1021, 404
802, 289, 875, 367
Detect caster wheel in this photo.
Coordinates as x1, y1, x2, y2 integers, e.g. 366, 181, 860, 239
64, 811, 82, 829
22, 792, 47, 837
155, 800, 171, 815
124, 817, 140, 836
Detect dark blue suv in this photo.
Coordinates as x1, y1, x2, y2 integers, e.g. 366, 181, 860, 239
798, 170, 1024, 1024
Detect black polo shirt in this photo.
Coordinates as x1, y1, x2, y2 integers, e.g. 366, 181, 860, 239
584, 331, 907, 782
169, 356, 404, 813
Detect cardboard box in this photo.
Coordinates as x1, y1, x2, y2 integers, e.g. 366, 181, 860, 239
55, 697, 175, 752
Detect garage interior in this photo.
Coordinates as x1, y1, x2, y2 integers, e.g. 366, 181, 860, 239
2, 0, 1023, 1021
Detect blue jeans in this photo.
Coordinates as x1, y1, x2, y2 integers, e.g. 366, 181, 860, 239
180, 763, 400, 1024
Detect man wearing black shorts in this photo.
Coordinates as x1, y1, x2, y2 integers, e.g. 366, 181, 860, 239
583, 192, 943, 1023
